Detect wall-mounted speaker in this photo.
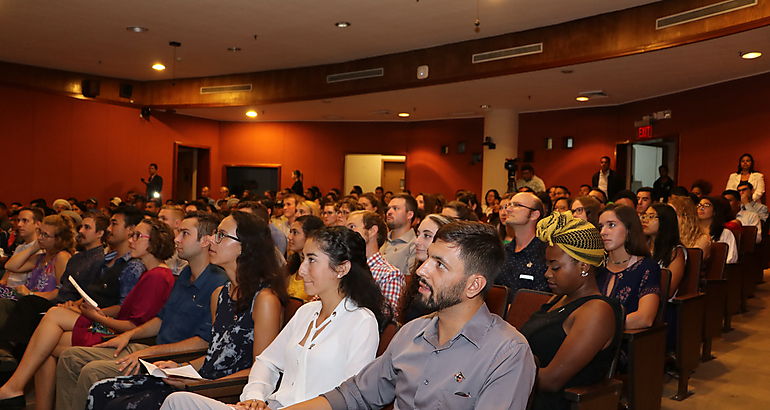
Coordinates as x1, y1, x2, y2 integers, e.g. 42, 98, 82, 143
81, 79, 100, 98
119, 83, 133, 99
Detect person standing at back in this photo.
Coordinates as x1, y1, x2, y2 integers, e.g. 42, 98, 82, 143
141, 163, 163, 200
591, 156, 624, 200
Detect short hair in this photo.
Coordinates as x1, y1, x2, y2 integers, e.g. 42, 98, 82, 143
83, 211, 110, 243
690, 179, 712, 195
658, 165, 668, 172
184, 211, 221, 240
433, 221, 505, 296
351, 210, 388, 247
140, 218, 176, 261
19, 207, 45, 223
149, 163, 158, 169
392, 194, 418, 222
580, 184, 592, 190
520, 164, 534, 173
112, 206, 144, 228
294, 215, 325, 236
671, 186, 690, 197
589, 188, 607, 204
599, 204, 650, 257
737, 181, 754, 191
722, 189, 740, 201
443, 201, 475, 221
636, 187, 653, 195
612, 189, 637, 204
601, 156, 611, 162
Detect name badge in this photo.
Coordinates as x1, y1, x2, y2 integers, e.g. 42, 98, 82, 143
519, 274, 534, 280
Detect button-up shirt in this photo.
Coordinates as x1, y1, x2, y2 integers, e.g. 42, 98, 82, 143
496, 236, 548, 302
742, 201, 768, 222
379, 229, 416, 277
55, 245, 105, 303
322, 303, 536, 410
366, 252, 405, 313
156, 263, 228, 344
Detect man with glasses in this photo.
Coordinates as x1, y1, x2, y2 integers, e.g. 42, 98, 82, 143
723, 188, 762, 244
321, 201, 339, 227
495, 192, 548, 303
55, 212, 228, 410
737, 181, 768, 222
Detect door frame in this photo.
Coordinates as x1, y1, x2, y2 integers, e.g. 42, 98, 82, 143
222, 163, 282, 192
172, 142, 212, 201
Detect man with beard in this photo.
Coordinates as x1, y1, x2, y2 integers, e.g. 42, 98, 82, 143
380, 194, 417, 276
283, 221, 536, 410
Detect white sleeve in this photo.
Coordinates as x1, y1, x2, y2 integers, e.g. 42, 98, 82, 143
725, 173, 737, 191
752, 173, 765, 203
239, 305, 305, 402
342, 311, 380, 378
721, 230, 738, 265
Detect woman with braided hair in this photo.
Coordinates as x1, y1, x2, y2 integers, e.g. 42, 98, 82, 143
520, 211, 623, 410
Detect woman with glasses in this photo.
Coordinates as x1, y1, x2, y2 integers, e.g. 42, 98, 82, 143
697, 197, 738, 264
0, 218, 175, 409
1, 215, 75, 302
287, 215, 325, 301
596, 204, 660, 330
85, 211, 287, 410
570, 195, 601, 228
642, 204, 686, 298
725, 153, 765, 203
161, 226, 385, 410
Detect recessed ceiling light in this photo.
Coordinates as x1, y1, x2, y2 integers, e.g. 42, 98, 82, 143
227, 47, 242, 52
575, 96, 589, 102
398, 112, 410, 118
335, 21, 351, 28
126, 26, 149, 33
152, 63, 166, 71
245, 110, 258, 118
740, 51, 762, 60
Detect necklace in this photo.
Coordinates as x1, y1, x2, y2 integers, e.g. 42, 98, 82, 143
610, 257, 630, 265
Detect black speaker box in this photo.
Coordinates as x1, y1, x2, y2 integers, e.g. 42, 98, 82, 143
81, 79, 100, 98
119, 83, 133, 99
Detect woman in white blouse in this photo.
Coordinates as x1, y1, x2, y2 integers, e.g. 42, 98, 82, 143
160, 226, 387, 410
726, 153, 765, 202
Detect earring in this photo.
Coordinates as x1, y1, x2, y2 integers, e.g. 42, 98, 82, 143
337, 274, 342, 278
581, 270, 589, 277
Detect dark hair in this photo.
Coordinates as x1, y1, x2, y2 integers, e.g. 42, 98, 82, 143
671, 186, 690, 197
702, 197, 729, 241
690, 179, 712, 196
737, 153, 756, 173
112, 206, 144, 228
554, 185, 571, 197
535, 192, 551, 217
722, 189, 740, 202
433, 221, 505, 296
658, 165, 668, 172
443, 201, 475, 221
19, 207, 45, 223
287, 215, 325, 274
457, 192, 483, 220
580, 184, 592, 191
184, 211, 221, 240
553, 197, 570, 211
231, 211, 288, 313
520, 164, 535, 173
359, 193, 383, 214
649, 204, 681, 267
356, 211, 388, 247
420, 194, 441, 215
612, 189, 637, 204
601, 156, 611, 162
737, 181, 754, 191
149, 163, 158, 169
82, 211, 110, 243
484, 189, 501, 206
637, 187, 653, 195
236, 201, 270, 223
309, 226, 388, 327
391, 194, 418, 222
140, 218, 176, 261
589, 188, 607, 204
600, 204, 650, 257
351, 185, 363, 195
30, 198, 48, 208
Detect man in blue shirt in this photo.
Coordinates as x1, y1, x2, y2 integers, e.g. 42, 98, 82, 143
55, 212, 228, 410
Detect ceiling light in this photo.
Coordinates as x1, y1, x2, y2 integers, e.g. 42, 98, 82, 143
152, 63, 166, 71
480, 104, 491, 110
575, 96, 589, 102
126, 26, 148, 33
397, 112, 410, 118
245, 110, 258, 118
227, 47, 242, 52
335, 21, 351, 28
740, 51, 762, 60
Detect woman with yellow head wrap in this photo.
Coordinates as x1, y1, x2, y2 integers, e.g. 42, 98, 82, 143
520, 211, 623, 410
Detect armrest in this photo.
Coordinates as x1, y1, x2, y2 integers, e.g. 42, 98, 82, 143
141, 348, 208, 363
183, 376, 249, 391
564, 378, 623, 402
670, 293, 704, 304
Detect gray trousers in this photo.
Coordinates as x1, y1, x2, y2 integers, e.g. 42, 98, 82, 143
55, 343, 148, 410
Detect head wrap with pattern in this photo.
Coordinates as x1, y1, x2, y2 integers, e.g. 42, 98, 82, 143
536, 211, 605, 266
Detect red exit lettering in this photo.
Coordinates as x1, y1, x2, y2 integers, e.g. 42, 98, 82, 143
637, 125, 653, 139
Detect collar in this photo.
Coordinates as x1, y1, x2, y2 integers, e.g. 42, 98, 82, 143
388, 228, 416, 243
416, 303, 494, 350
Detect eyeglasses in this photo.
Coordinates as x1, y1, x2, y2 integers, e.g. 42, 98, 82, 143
214, 230, 240, 244
697, 203, 712, 209
505, 202, 538, 211
37, 230, 54, 240
571, 207, 585, 214
639, 214, 659, 221
130, 232, 151, 241
737, 187, 751, 192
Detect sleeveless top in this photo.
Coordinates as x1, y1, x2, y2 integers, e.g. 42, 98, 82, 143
198, 282, 260, 379
520, 295, 623, 410
0, 253, 58, 300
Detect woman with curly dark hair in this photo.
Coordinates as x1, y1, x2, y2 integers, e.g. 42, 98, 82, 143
161, 226, 384, 410
85, 212, 287, 410
0, 218, 176, 409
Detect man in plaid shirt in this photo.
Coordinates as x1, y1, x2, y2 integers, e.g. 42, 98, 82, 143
347, 211, 405, 312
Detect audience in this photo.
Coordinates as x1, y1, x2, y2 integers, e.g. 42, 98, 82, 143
497, 194, 514, 243
737, 181, 768, 222
380, 194, 417, 276
553, 197, 570, 213
516, 164, 546, 193
496, 192, 548, 303
636, 187, 653, 215
0, 218, 175, 409
698, 197, 738, 264
571, 195, 601, 227
725, 153, 765, 202
597, 204, 661, 329
1, 207, 43, 288
523, 212, 622, 410
612, 190, 637, 208
286, 215, 325, 302
723, 189, 762, 243
643, 204, 686, 297
161, 226, 384, 409
441, 200, 475, 220
320, 201, 339, 227
357, 193, 382, 215
668, 196, 711, 259
690, 179, 712, 198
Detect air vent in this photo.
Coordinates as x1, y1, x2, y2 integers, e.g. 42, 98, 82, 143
578, 90, 608, 99
199, 84, 253, 94
656, 0, 756, 30
326, 68, 384, 83
472, 43, 543, 64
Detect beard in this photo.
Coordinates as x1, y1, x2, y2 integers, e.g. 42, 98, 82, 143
414, 277, 465, 312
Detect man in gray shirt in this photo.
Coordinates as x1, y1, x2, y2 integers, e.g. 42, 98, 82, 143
379, 194, 417, 276
285, 221, 536, 410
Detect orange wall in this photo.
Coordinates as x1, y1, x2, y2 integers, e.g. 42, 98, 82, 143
519, 72, 770, 197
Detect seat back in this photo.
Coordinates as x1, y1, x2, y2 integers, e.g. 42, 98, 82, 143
606, 305, 627, 378
505, 289, 554, 329
740, 225, 757, 255
485, 284, 510, 317
705, 242, 728, 280
680, 248, 703, 296
377, 321, 399, 357
657, 268, 672, 324
283, 297, 304, 328
726, 225, 742, 263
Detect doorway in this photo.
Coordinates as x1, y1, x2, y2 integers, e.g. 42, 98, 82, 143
344, 154, 406, 194
174, 144, 211, 201
225, 166, 280, 198
616, 136, 678, 193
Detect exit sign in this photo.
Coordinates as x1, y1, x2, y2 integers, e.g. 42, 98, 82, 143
637, 125, 653, 139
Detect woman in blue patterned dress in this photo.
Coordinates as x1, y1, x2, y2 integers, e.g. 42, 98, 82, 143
86, 211, 287, 410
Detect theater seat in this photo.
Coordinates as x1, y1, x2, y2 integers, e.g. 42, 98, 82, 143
485, 284, 510, 317
702, 242, 728, 361
505, 289, 554, 329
